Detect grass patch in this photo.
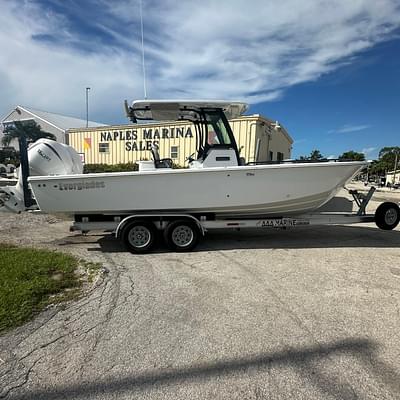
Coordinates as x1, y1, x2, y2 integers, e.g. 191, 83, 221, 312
0, 244, 85, 333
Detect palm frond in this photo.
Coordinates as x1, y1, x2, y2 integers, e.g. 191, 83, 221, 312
2, 121, 56, 146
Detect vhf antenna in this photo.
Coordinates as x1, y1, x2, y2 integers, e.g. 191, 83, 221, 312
139, 0, 147, 99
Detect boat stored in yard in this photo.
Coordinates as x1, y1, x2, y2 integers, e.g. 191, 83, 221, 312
1, 100, 399, 252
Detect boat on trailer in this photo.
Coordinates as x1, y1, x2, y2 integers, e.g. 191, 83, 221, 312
28, 101, 366, 216
0, 100, 399, 252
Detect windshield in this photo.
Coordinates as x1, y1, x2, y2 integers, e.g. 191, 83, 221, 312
205, 110, 233, 146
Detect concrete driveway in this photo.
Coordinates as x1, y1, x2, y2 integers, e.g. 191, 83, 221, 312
1, 206, 400, 399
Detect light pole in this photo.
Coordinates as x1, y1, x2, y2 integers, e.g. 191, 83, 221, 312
393, 150, 399, 186
86, 87, 90, 128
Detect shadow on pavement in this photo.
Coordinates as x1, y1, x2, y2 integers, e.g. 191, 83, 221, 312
8, 338, 400, 399
61, 223, 400, 254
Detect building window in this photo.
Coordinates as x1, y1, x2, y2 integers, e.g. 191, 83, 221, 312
269, 151, 273, 161
277, 152, 284, 161
171, 145, 179, 159
99, 143, 109, 153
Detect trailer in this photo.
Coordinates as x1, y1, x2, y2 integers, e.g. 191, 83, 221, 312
70, 187, 400, 253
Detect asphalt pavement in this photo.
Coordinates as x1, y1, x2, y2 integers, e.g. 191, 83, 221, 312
0, 195, 400, 399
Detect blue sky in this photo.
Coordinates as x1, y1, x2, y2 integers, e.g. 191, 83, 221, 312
1, 0, 399, 159
251, 37, 400, 159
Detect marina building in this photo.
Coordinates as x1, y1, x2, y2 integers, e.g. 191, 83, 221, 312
67, 114, 293, 166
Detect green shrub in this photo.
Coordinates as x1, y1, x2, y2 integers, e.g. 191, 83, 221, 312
83, 162, 187, 173
172, 162, 187, 169
83, 163, 138, 173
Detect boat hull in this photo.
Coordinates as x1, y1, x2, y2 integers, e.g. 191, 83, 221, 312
28, 162, 366, 216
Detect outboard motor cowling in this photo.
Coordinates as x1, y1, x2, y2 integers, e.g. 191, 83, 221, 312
27, 139, 83, 176
0, 139, 83, 213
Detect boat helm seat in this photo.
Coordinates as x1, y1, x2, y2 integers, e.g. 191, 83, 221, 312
151, 143, 173, 169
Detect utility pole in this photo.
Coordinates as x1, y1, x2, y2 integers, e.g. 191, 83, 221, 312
393, 150, 399, 186
139, 0, 147, 99
86, 87, 90, 128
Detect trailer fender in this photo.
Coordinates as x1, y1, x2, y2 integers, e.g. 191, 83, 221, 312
115, 214, 205, 239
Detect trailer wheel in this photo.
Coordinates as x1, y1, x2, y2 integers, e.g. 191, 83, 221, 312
164, 220, 200, 252
375, 202, 400, 230
122, 220, 156, 253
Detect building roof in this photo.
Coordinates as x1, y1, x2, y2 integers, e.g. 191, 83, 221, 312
2, 105, 106, 132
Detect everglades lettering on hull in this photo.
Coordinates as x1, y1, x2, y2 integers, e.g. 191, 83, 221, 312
98, 127, 193, 152
59, 181, 105, 191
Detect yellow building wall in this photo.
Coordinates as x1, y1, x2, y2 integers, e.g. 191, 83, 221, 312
67, 116, 292, 166
69, 121, 197, 166
267, 127, 293, 161
229, 117, 258, 163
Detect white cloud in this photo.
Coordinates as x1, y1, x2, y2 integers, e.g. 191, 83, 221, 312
361, 147, 377, 155
0, 1, 144, 123
329, 124, 371, 133
293, 138, 307, 145
0, 0, 400, 123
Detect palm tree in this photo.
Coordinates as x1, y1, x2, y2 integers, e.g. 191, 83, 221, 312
370, 147, 400, 175
1, 120, 56, 147
298, 150, 324, 161
379, 147, 400, 185
309, 149, 324, 161
379, 146, 400, 159
338, 151, 365, 161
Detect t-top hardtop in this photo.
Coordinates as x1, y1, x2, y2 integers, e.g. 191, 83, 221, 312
125, 99, 248, 122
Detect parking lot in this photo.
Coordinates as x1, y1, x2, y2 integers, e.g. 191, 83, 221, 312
0, 190, 399, 400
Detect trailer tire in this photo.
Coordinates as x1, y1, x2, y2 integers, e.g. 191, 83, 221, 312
122, 220, 156, 253
375, 202, 400, 230
164, 220, 200, 252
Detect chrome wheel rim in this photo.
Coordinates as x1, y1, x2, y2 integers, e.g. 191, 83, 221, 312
128, 226, 151, 248
171, 226, 194, 247
384, 208, 398, 225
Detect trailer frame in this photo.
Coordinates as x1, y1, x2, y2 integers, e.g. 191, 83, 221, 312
69, 187, 400, 253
